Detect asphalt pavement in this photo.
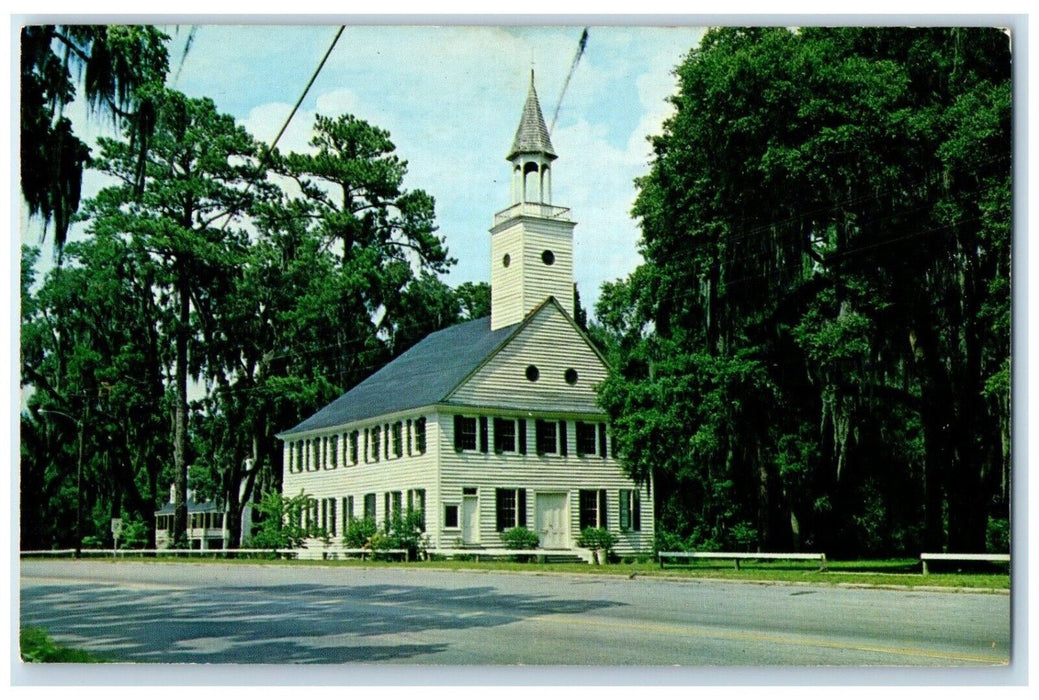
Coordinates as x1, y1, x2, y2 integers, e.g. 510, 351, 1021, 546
17, 559, 1012, 681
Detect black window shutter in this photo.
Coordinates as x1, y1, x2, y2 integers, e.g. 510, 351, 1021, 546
518, 489, 527, 528
632, 491, 641, 531
518, 419, 527, 454
559, 420, 568, 456
495, 488, 506, 531
479, 417, 489, 453
493, 417, 503, 452
599, 489, 608, 529
598, 423, 607, 459
454, 415, 464, 450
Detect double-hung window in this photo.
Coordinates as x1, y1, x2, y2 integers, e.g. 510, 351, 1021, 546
415, 417, 427, 454
576, 422, 598, 456
322, 498, 337, 536
536, 420, 557, 455
392, 422, 403, 459
370, 426, 381, 462
407, 489, 426, 531
579, 489, 608, 530
328, 435, 339, 469
494, 418, 517, 453
384, 491, 403, 529
342, 495, 354, 533
576, 422, 609, 458
454, 415, 478, 451
495, 488, 527, 531
349, 431, 359, 465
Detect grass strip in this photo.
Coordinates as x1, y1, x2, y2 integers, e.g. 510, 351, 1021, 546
36, 554, 1007, 590
20, 626, 105, 663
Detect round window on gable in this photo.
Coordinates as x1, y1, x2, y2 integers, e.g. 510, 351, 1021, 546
526, 365, 540, 382
541, 250, 555, 266
564, 368, 578, 385
502, 253, 511, 268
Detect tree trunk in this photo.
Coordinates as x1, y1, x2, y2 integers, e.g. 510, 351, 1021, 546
913, 318, 952, 553
172, 272, 190, 547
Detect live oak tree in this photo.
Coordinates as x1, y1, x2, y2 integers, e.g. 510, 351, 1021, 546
598, 27, 1010, 556
20, 25, 169, 250
20, 236, 171, 549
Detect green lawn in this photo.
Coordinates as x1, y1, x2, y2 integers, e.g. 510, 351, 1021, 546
25, 551, 1010, 590
20, 627, 105, 663
100, 553, 1010, 590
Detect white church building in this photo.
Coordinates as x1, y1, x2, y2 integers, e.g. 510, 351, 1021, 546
277, 74, 654, 557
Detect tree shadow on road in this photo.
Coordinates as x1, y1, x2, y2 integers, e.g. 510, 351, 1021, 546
21, 581, 624, 664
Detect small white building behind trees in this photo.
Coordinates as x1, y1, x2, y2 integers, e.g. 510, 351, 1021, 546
277, 73, 653, 557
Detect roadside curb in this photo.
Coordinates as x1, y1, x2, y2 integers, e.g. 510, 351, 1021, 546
24, 558, 1009, 595
335, 562, 1012, 595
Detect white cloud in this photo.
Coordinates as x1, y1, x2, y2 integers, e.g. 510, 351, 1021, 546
24, 24, 708, 318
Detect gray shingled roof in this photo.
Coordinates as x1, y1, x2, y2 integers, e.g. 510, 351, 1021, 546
155, 497, 223, 515
279, 315, 520, 437
507, 73, 556, 161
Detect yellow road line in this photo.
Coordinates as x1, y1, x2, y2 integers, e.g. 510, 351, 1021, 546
536, 615, 1008, 665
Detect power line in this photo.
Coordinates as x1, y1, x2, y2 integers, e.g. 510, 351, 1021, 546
216, 25, 345, 231
550, 28, 589, 135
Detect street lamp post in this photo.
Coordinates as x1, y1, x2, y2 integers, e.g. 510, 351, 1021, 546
38, 408, 85, 559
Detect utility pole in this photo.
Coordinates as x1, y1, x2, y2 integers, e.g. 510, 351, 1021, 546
39, 408, 85, 558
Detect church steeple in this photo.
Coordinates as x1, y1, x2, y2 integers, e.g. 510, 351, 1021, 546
507, 70, 557, 206
490, 72, 576, 331
508, 70, 557, 162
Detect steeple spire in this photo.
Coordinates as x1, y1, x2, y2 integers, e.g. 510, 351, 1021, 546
489, 72, 576, 331
507, 71, 556, 161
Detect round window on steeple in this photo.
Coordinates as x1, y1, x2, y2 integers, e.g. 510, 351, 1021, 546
542, 250, 555, 266
502, 253, 511, 268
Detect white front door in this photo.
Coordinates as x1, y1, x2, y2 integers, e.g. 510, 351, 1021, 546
536, 492, 568, 549
461, 495, 479, 545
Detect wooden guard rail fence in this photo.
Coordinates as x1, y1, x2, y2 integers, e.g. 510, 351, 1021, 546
919, 552, 1010, 575
658, 551, 827, 570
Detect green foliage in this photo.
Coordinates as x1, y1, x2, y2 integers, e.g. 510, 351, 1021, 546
365, 530, 396, 552
600, 27, 1010, 558
21, 82, 478, 553
117, 511, 149, 549
577, 527, 618, 552
21, 627, 105, 663
342, 516, 378, 548
986, 517, 1010, 554
20, 25, 170, 247
501, 526, 540, 550
248, 490, 312, 550
385, 509, 428, 558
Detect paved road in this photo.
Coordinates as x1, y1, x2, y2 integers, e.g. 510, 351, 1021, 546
19, 560, 1010, 669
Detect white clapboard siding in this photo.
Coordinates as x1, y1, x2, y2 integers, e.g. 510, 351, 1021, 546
433, 412, 654, 555
490, 216, 575, 329
490, 227, 525, 330
518, 220, 574, 316
447, 302, 604, 414
279, 305, 655, 557
282, 413, 442, 537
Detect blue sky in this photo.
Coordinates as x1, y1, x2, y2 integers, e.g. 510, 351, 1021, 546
22, 23, 707, 313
